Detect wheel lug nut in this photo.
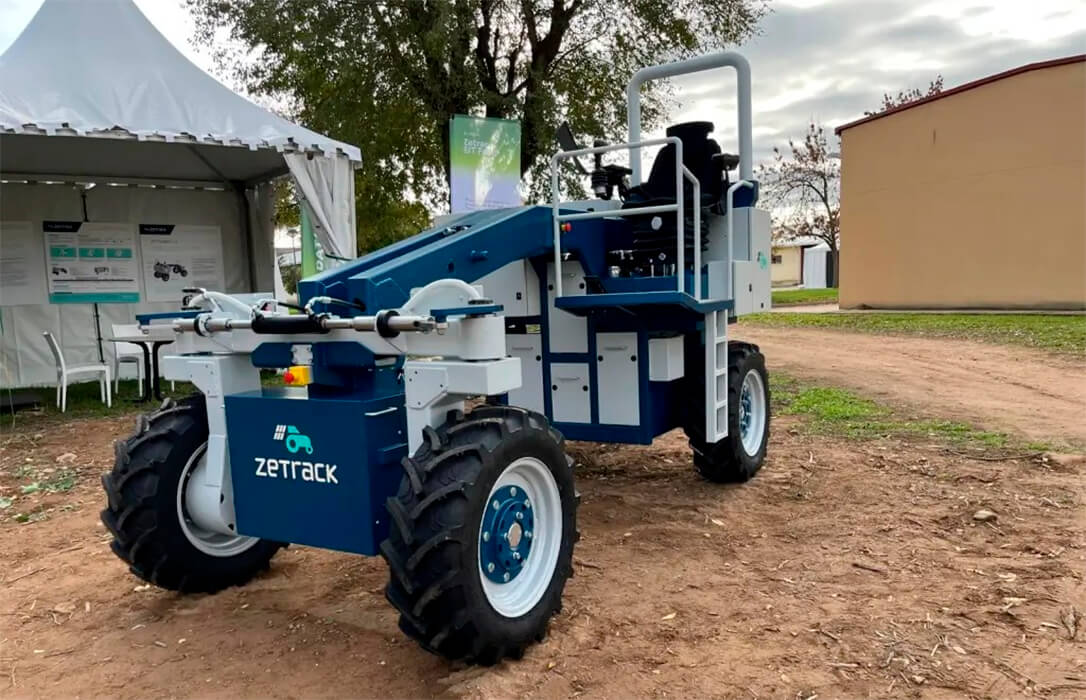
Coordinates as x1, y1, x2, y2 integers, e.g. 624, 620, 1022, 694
516, 512, 524, 521
487, 562, 495, 573
492, 500, 500, 510
510, 486, 517, 496
503, 572, 510, 582
482, 532, 490, 542
513, 552, 521, 561
525, 531, 532, 539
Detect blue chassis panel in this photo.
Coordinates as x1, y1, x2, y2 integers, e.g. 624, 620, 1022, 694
225, 385, 407, 555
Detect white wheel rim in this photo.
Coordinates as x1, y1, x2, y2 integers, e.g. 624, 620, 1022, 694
739, 370, 767, 456
176, 443, 259, 558
477, 457, 563, 618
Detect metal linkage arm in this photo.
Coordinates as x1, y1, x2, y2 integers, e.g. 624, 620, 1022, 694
171, 313, 435, 336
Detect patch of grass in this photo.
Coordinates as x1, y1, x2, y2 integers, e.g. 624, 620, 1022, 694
0, 379, 201, 430
771, 288, 838, 306
748, 312, 1086, 355
769, 373, 1017, 450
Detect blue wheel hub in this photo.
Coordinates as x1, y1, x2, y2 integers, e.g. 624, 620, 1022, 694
479, 485, 534, 584
740, 384, 752, 438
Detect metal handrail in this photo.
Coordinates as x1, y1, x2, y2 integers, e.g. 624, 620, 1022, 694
549, 137, 704, 299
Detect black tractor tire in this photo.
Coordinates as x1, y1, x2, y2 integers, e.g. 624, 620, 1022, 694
684, 341, 770, 483
380, 405, 578, 665
101, 396, 284, 593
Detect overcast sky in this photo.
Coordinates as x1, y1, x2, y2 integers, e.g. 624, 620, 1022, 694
1, 0, 1083, 167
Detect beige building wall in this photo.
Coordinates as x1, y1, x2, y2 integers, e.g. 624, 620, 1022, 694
771, 246, 803, 286
839, 60, 1086, 309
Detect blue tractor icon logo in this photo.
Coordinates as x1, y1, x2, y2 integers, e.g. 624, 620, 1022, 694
273, 424, 313, 454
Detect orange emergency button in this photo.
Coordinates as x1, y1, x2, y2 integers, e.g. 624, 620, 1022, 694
283, 365, 311, 386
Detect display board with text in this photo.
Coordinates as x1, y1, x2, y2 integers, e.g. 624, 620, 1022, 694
139, 224, 225, 303
449, 115, 521, 213
44, 221, 140, 304
0, 221, 47, 306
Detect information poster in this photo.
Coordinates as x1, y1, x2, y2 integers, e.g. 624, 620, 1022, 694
139, 224, 225, 302
0, 221, 47, 306
44, 221, 140, 304
449, 115, 521, 213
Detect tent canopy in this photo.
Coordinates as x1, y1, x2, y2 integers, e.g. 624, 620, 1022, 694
0, 0, 359, 184
0, 0, 363, 388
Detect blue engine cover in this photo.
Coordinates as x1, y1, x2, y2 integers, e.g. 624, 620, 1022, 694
225, 387, 407, 555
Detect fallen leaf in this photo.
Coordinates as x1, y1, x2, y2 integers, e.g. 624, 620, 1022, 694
710, 518, 725, 527
661, 612, 677, 621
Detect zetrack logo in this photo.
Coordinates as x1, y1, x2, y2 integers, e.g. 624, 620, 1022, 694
272, 424, 314, 454
254, 457, 338, 484
260, 424, 333, 483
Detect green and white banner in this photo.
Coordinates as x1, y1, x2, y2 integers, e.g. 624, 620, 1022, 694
449, 115, 521, 213
44, 221, 140, 304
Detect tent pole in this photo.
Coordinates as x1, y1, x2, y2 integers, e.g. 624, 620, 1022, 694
234, 181, 256, 293
81, 187, 105, 363
92, 304, 105, 363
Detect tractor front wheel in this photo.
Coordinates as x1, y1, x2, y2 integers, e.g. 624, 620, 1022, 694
101, 396, 284, 593
380, 406, 578, 664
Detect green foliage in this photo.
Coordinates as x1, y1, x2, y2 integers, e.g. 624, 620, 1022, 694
188, 0, 767, 248
280, 263, 302, 295
747, 312, 1086, 356
771, 287, 838, 305
770, 374, 1012, 449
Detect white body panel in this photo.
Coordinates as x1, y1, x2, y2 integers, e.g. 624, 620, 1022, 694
473, 260, 541, 317
403, 357, 522, 453
546, 262, 587, 353
595, 332, 639, 425
648, 336, 684, 381
705, 207, 772, 316
550, 362, 590, 423
505, 334, 545, 413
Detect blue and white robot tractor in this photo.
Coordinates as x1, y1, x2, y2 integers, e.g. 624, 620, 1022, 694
100, 52, 772, 664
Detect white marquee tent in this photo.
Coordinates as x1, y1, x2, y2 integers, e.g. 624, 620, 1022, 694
0, 0, 361, 388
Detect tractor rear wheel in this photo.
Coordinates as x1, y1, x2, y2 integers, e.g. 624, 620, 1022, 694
684, 341, 770, 483
380, 406, 578, 664
101, 396, 284, 593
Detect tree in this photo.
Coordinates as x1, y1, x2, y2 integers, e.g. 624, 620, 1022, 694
865, 75, 944, 116
758, 122, 840, 286
188, 0, 767, 251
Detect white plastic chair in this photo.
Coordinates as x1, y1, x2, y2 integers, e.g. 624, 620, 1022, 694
111, 323, 144, 397
42, 331, 111, 412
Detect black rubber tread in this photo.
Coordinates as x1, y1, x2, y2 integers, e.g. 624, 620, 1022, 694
100, 396, 284, 593
380, 405, 578, 664
684, 340, 771, 483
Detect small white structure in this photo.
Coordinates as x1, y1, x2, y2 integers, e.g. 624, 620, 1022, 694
802, 242, 832, 289
0, 0, 361, 387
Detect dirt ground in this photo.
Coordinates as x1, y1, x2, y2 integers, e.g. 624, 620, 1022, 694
739, 326, 1086, 447
2, 332, 1085, 699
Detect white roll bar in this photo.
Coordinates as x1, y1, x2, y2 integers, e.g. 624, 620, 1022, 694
626, 51, 753, 185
